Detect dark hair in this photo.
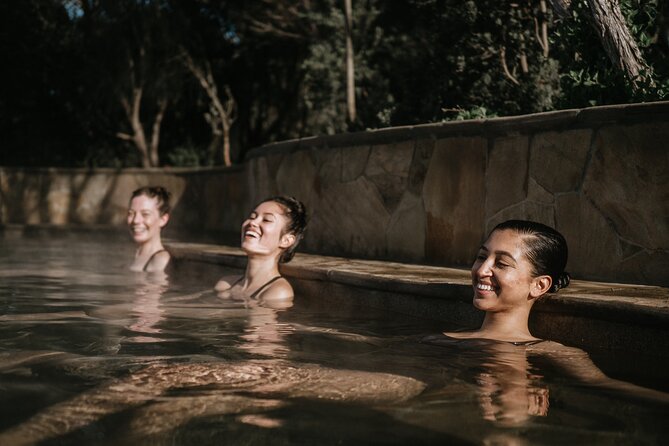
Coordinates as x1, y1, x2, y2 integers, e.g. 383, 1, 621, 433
259, 195, 307, 263
491, 220, 570, 292
130, 186, 171, 216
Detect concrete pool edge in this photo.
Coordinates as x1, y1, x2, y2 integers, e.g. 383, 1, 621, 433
167, 242, 669, 357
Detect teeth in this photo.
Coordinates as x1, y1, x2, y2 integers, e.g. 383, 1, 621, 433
477, 283, 495, 291
245, 230, 260, 238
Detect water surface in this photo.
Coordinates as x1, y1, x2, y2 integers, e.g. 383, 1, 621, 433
0, 231, 667, 445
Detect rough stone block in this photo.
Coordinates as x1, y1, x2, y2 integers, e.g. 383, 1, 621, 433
584, 123, 669, 248
407, 139, 435, 195
276, 149, 318, 210
386, 191, 426, 261
529, 129, 591, 193
364, 142, 414, 214
307, 176, 389, 259
485, 200, 555, 235
46, 174, 72, 224
423, 137, 486, 265
74, 174, 114, 224
556, 193, 621, 280
486, 136, 529, 217
341, 145, 371, 182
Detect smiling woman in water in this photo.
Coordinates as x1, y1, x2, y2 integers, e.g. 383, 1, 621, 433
127, 186, 171, 273
424, 219, 668, 423
444, 219, 570, 343
215, 195, 307, 305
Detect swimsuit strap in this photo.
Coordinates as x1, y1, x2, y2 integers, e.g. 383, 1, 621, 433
511, 339, 546, 346
227, 275, 283, 298
143, 249, 168, 272
249, 276, 283, 299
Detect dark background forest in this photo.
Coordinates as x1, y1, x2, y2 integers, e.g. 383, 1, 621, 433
1, 0, 667, 168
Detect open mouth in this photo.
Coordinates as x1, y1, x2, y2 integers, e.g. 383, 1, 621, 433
244, 229, 260, 239
475, 283, 495, 292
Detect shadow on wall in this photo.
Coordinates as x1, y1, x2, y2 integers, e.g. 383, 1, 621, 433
0, 168, 188, 227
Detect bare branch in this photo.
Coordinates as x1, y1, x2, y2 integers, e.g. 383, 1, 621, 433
500, 47, 520, 85
149, 99, 168, 166
534, 17, 548, 54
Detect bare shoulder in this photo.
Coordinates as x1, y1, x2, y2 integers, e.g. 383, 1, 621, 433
145, 250, 170, 273
215, 274, 242, 292
257, 277, 294, 304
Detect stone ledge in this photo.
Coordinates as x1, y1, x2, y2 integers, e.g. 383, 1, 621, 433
167, 242, 669, 325
168, 242, 669, 355
246, 101, 669, 159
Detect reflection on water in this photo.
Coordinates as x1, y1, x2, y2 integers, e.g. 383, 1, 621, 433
127, 273, 168, 343
0, 233, 667, 445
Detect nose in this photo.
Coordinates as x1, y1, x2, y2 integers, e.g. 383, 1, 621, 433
131, 212, 142, 225
473, 257, 493, 278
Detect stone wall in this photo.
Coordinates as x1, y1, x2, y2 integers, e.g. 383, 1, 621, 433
1, 101, 668, 286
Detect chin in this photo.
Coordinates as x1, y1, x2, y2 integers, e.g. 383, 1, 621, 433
472, 295, 493, 311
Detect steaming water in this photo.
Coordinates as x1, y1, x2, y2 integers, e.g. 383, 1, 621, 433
0, 231, 667, 445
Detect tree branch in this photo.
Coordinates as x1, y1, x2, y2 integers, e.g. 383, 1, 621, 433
500, 47, 520, 85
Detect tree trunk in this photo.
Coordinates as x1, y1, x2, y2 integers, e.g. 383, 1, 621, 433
587, 0, 650, 85
149, 99, 168, 167
344, 0, 356, 123
116, 88, 167, 168
182, 52, 237, 166
117, 88, 151, 168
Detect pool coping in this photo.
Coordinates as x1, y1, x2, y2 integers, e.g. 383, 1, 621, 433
167, 241, 669, 355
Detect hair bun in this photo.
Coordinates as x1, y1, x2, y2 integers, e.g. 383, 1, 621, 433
551, 272, 571, 292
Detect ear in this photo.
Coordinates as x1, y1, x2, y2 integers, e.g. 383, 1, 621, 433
279, 232, 296, 249
529, 275, 552, 300
159, 213, 170, 228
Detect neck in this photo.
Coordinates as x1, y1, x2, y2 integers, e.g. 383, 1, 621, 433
135, 238, 164, 258
479, 306, 534, 341
243, 254, 281, 286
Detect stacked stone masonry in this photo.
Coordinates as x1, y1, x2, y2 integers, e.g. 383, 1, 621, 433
1, 102, 668, 286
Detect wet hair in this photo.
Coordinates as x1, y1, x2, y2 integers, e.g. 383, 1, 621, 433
491, 220, 570, 293
130, 186, 171, 216
258, 195, 307, 263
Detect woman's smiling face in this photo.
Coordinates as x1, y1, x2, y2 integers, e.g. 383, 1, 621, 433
241, 201, 291, 257
127, 195, 168, 244
470, 229, 540, 312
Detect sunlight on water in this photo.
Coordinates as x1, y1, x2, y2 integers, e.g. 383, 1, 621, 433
0, 231, 667, 445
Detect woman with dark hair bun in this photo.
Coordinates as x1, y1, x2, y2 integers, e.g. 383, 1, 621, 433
127, 186, 171, 273
426, 219, 668, 422
444, 219, 570, 343
215, 196, 307, 304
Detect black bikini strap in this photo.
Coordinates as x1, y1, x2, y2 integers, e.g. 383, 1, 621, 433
249, 276, 283, 299
143, 249, 168, 272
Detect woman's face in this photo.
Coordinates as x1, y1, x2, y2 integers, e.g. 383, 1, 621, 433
470, 229, 541, 312
241, 201, 292, 257
127, 195, 168, 244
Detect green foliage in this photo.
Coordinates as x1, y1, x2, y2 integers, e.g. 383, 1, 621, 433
165, 145, 204, 167
554, 0, 668, 107
1, 0, 667, 167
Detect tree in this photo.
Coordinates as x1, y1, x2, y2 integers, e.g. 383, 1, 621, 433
550, 0, 653, 89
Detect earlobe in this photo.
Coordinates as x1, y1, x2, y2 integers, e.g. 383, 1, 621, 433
530, 275, 552, 299
280, 233, 296, 249
159, 214, 170, 228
